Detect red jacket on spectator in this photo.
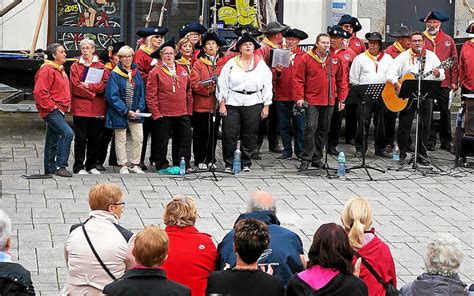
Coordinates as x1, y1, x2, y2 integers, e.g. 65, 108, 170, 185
422, 30, 458, 88
347, 34, 366, 56
134, 46, 154, 85
146, 60, 193, 120
459, 39, 474, 91
70, 55, 109, 117
161, 225, 217, 296
385, 41, 406, 59
351, 231, 397, 296
191, 55, 227, 113
294, 48, 349, 106
274, 48, 305, 101
33, 60, 71, 118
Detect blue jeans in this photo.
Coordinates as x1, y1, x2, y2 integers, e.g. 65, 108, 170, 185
275, 101, 305, 157
43, 109, 74, 174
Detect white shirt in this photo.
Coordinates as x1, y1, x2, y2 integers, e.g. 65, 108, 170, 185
350, 51, 394, 85
387, 49, 445, 85
217, 56, 273, 106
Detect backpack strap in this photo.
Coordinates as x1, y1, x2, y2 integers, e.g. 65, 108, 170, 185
354, 251, 387, 288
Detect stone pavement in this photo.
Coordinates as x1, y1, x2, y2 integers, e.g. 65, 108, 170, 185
0, 113, 473, 295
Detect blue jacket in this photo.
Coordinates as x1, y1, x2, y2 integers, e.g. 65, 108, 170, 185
217, 211, 305, 286
105, 62, 145, 129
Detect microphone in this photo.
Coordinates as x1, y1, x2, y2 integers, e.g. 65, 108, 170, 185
326, 48, 330, 54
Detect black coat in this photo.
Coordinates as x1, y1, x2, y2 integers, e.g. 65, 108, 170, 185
0, 262, 35, 296
102, 268, 190, 296
286, 272, 368, 296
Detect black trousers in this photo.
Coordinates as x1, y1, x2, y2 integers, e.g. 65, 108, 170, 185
384, 109, 397, 147
141, 116, 155, 164
73, 116, 102, 172
397, 98, 433, 158
328, 98, 343, 149
97, 118, 117, 166
153, 115, 192, 170
192, 111, 221, 165
257, 101, 279, 150
355, 99, 386, 155
429, 87, 452, 146
345, 103, 358, 142
222, 104, 262, 167
301, 105, 334, 163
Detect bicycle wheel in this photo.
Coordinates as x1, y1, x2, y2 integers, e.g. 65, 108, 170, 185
61, 32, 83, 50
97, 20, 121, 49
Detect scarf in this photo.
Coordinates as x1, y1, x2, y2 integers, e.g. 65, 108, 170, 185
199, 56, 215, 66
409, 48, 426, 66
159, 62, 179, 93
307, 48, 328, 66
42, 59, 64, 71
393, 41, 405, 53
139, 44, 153, 55
262, 37, 278, 49
423, 30, 445, 52
113, 62, 136, 86
78, 55, 99, 66
364, 50, 385, 72
234, 55, 260, 72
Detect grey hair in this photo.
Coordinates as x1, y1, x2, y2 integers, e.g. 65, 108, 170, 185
79, 38, 95, 49
0, 210, 12, 250
45, 43, 63, 61
424, 234, 464, 276
246, 194, 277, 214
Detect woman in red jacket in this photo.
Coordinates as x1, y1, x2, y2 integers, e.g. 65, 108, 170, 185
70, 39, 109, 175
341, 197, 397, 296
176, 37, 195, 74
146, 38, 193, 171
160, 196, 217, 296
190, 32, 228, 170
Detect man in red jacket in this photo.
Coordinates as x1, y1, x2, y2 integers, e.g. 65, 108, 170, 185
33, 43, 74, 177
421, 11, 458, 152
294, 33, 349, 171
459, 23, 474, 95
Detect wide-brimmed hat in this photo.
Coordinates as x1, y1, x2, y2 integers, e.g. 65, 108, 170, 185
388, 26, 412, 38
338, 15, 362, 32
327, 25, 351, 39
233, 24, 262, 38
466, 23, 474, 34
261, 21, 288, 35
179, 22, 207, 39
351, 17, 362, 32
231, 32, 261, 52
201, 31, 228, 47
419, 10, 449, 22
365, 32, 382, 41
136, 27, 169, 38
99, 41, 125, 62
150, 37, 176, 59
283, 28, 308, 40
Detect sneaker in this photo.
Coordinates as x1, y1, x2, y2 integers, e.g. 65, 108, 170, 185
55, 167, 72, 178
197, 163, 208, 170
130, 166, 145, 174
208, 163, 217, 169
95, 164, 106, 171
224, 166, 232, 173
119, 166, 130, 174
298, 162, 309, 172
77, 169, 89, 175
277, 153, 292, 159
89, 168, 101, 175
242, 166, 251, 172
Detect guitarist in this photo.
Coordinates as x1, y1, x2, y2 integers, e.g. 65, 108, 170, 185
386, 32, 445, 165
420, 11, 459, 152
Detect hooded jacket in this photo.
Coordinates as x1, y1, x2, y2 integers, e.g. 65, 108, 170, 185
400, 273, 467, 296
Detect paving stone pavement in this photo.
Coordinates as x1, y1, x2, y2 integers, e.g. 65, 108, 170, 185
0, 113, 473, 295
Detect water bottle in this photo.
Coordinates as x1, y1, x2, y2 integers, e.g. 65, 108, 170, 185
337, 151, 346, 177
392, 145, 400, 161
179, 157, 186, 176
233, 141, 242, 174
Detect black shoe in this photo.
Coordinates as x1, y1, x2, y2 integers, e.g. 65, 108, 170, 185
328, 146, 339, 156
440, 142, 453, 152
251, 151, 262, 160
298, 162, 309, 171
138, 162, 148, 171
108, 160, 119, 166
408, 144, 416, 152
277, 153, 292, 159
95, 164, 106, 171
311, 160, 324, 168
269, 145, 283, 153
55, 167, 72, 178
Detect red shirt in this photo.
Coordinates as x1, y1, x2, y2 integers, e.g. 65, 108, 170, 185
146, 61, 193, 119
348, 34, 366, 56
294, 48, 349, 106
134, 46, 154, 85
459, 40, 474, 91
161, 225, 217, 296
385, 42, 406, 59
274, 48, 305, 101
33, 61, 71, 118
69, 56, 109, 117
422, 30, 459, 88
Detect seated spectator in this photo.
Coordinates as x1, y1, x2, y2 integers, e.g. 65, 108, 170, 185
206, 218, 285, 296
286, 223, 368, 295
61, 183, 134, 295
217, 190, 305, 285
103, 225, 190, 296
160, 196, 217, 296
0, 210, 35, 295
341, 197, 397, 296
400, 234, 468, 295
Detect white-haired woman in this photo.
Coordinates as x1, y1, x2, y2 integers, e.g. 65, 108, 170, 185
400, 234, 468, 295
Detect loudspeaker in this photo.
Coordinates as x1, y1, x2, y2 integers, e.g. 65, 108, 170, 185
465, 99, 474, 136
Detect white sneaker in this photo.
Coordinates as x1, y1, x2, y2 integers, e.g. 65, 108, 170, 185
197, 163, 208, 170
89, 168, 101, 175
224, 166, 232, 173
119, 166, 130, 174
243, 166, 251, 172
208, 163, 217, 169
77, 169, 89, 175
130, 166, 145, 174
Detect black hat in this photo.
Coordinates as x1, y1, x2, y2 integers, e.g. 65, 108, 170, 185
466, 23, 474, 34
179, 22, 207, 39
327, 25, 351, 38
233, 24, 262, 38
365, 32, 382, 41
201, 31, 228, 47
261, 21, 288, 35
350, 17, 362, 33
283, 28, 308, 40
419, 11, 449, 22
99, 41, 126, 62
136, 27, 169, 38
231, 32, 261, 52
338, 14, 353, 25
388, 26, 412, 38
150, 37, 176, 59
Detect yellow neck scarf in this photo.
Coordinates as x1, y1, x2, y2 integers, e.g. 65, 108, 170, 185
234, 56, 257, 72
177, 57, 191, 66
199, 57, 214, 66
41, 60, 64, 71
139, 45, 153, 55
113, 66, 133, 83
160, 63, 179, 92
263, 38, 278, 49
307, 49, 326, 64
393, 41, 405, 53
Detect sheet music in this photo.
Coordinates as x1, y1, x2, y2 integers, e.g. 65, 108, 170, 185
84, 68, 105, 84
271, 49, 290, 68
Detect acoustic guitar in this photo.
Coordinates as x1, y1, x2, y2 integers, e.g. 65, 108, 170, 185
382, 57, 454, 112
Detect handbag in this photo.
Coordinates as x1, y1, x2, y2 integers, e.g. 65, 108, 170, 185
354, 252, 399, 296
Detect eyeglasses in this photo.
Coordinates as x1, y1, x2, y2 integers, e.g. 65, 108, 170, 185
161, 52, 175, 56
120, 55, 133, 59
342, 24, 352, 29
113, 201, 126, 206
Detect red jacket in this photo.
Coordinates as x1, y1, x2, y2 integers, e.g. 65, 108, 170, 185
274, 48, 305, 101
385, 42, 406, 59
190, 55, 227, 112
256, 38, 281, 65
33, 61, 71, 118
459, 40, 474, 91
423, 30, 458, 88
134, 46, 154, 85
146, 61, 193, 119
332, 46, 356, 88
294, 48, 349, 106
161, 226, 217, 296
348, 34, 366, 56
69, 56, 109, 117
352, 232, 397, 296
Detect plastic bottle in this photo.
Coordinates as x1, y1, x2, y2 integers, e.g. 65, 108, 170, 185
233, 141, 242, 174
179, 157, 186, 176
337, 151, 346, 177
392, 145, 400, 161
